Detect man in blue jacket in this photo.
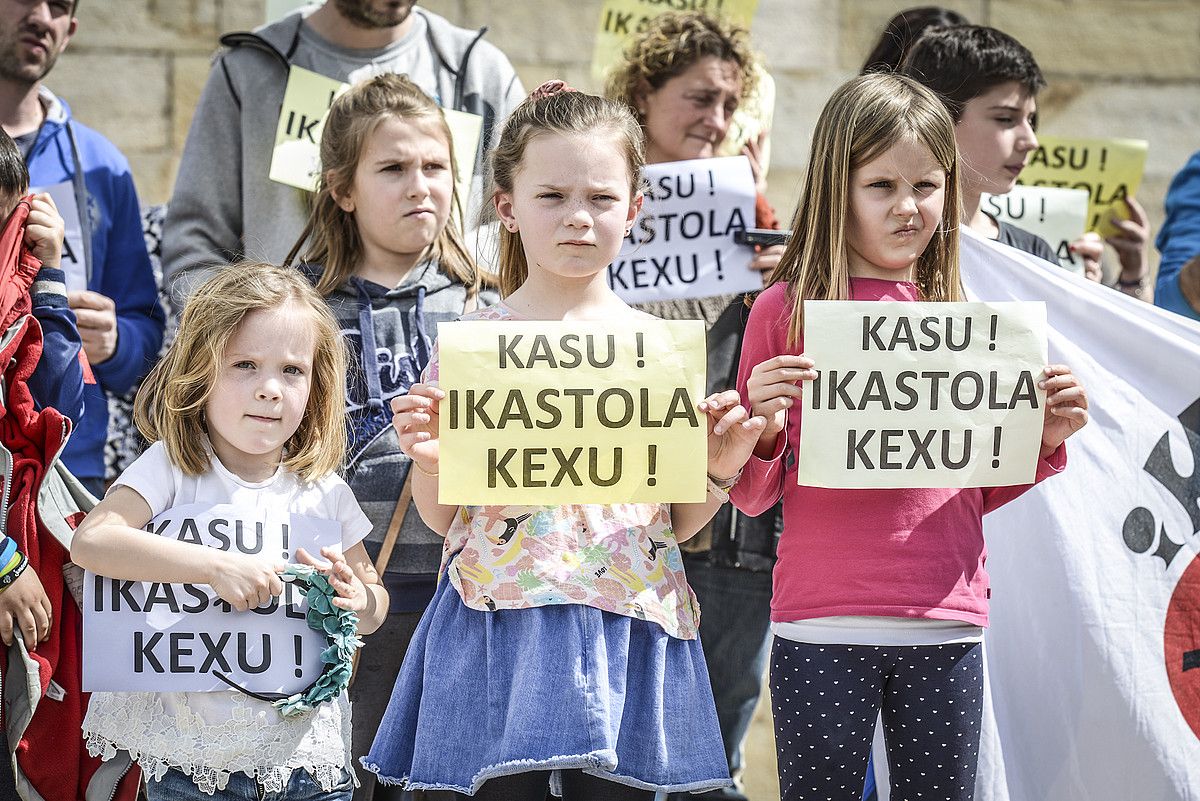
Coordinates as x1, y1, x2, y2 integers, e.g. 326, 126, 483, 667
0, 0, 164, 496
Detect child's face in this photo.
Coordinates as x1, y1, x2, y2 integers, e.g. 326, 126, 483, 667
638, 55, 742, 165
338, 115, 453, 272
205, 301, 315, 477
955, 81, 1039, 198
495, 131, 641, 285
845, 137, 946, 281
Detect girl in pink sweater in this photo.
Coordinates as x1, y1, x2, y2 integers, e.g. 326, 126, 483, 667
731, 73, 1089, 801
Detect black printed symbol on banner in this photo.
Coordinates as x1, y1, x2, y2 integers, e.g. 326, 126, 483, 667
1122, 396, 1200, 568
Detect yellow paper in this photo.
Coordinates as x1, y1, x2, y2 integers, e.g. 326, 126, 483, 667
1017, 135, 1148, 238
590, 0, 758, 85
269, 65, 482, 201
797, 301, 1048, 489
436, 320, 708, 505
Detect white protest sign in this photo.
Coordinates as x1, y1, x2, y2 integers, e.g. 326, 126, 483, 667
609, 156, 758, 303
981, 185, 1090, 274
31, 181, 86, 291
83, 503, 340, 693
797, 301, 1047, 489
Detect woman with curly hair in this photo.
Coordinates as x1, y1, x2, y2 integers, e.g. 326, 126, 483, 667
605, 12, 784, 801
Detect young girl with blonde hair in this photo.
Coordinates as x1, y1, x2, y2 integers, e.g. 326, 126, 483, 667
285, 74, 494, 793
731, 72, 1089, 801
364, 83, 766, 800
74, 264, 388, 799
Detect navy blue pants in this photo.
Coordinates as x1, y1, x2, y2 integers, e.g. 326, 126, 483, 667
770, 639, 984, 801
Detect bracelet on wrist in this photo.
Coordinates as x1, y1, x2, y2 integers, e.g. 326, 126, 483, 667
0, 536, 18, 571
706, 470, 741, 504
412, 460, 439, 478
0, 549, 22, 577
0, 553, 29, 592
1116, 274, 1147, 288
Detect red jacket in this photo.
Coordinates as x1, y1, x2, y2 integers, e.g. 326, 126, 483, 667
0, 200, 139, 800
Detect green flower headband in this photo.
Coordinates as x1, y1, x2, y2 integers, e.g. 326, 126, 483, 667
214, 564, 362, 718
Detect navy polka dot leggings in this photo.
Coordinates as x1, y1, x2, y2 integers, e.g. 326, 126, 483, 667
770, 639, 984, 801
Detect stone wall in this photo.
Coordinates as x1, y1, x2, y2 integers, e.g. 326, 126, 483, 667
56, 0, 1200, 277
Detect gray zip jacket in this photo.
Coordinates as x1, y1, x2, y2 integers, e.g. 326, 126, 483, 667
162, 6, 523, 313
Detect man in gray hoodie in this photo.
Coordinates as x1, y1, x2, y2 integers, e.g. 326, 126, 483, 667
162, 0, 523, 314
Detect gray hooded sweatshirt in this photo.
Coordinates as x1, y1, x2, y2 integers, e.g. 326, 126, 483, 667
162, 6, 523, 313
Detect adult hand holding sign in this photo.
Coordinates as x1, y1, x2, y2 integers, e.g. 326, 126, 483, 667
68, 289, 119, 364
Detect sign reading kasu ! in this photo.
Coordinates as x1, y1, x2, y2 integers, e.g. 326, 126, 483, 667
797, 301, 1048, 489
83, 504, 340, 694
436, 320, 707, 505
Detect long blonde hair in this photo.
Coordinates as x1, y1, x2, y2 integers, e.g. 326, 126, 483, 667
490, 89, 645, 298
285, 74, 480, 298
771, 73, 962, 346
135, 263, 348, 481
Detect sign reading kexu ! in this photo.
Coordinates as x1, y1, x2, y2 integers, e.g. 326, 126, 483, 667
82, 504, 341, 694
608, 156, 759, 304
797, 301, 1048, 489
436, 320, 708, 505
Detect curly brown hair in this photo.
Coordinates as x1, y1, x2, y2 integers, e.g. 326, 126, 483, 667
603, 11, 759, 125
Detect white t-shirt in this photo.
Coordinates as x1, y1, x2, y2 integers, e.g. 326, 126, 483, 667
82, 443, 372, 794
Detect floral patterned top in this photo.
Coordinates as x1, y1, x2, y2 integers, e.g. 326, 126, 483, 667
427, 304, 700, 640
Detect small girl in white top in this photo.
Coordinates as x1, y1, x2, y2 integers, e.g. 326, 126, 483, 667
73, 263, 389, 799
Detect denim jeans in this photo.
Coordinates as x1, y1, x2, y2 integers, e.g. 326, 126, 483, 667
671, 554, 774, 801
146, 767, 355, 801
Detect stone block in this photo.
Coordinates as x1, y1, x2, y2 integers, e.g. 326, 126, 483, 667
764, 70, 853, 173
992, 0, 1200, 80
752, 0, 838, 72
220, 0, 270, 34
457, 0, 603, 66
125, 151, 180, 207
72, 0, 223, 53
173, 54, 217, 150
47, 52, 170, 152
838, 0, 985, 71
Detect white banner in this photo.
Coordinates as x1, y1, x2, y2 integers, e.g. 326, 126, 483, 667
956, 228, 1200, 800
83, 503, 341, 694
608, 156, 758, 303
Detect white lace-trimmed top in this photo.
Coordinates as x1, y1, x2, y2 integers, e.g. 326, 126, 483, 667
81, 443, 371, 793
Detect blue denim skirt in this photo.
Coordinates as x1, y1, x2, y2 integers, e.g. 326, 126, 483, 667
361, 572, 732, 796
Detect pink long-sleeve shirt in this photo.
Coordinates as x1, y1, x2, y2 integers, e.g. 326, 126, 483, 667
731, 277, 1066, 627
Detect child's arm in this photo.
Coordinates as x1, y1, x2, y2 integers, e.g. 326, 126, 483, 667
25, 193, 87, 423
0, 545, 52, 649
391, 383, 458, 536
296, 544, 388, 636
671, 390, 766, 542
71, 486, 285, 612
982, 365, 1087, 511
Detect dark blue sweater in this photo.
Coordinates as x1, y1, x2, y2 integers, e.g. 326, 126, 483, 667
26, 90, 165, 479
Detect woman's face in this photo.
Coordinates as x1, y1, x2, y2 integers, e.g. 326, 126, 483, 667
637, 56, 742, 164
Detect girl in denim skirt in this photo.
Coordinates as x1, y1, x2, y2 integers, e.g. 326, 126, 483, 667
362, 83, 766, 800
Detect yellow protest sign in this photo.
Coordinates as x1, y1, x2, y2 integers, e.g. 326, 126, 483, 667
436, 320, 707, 505
797, 301, 1047, 489
1017, 135, 1148, 238
269, 65, 482, 201
590, 0, 758, 85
